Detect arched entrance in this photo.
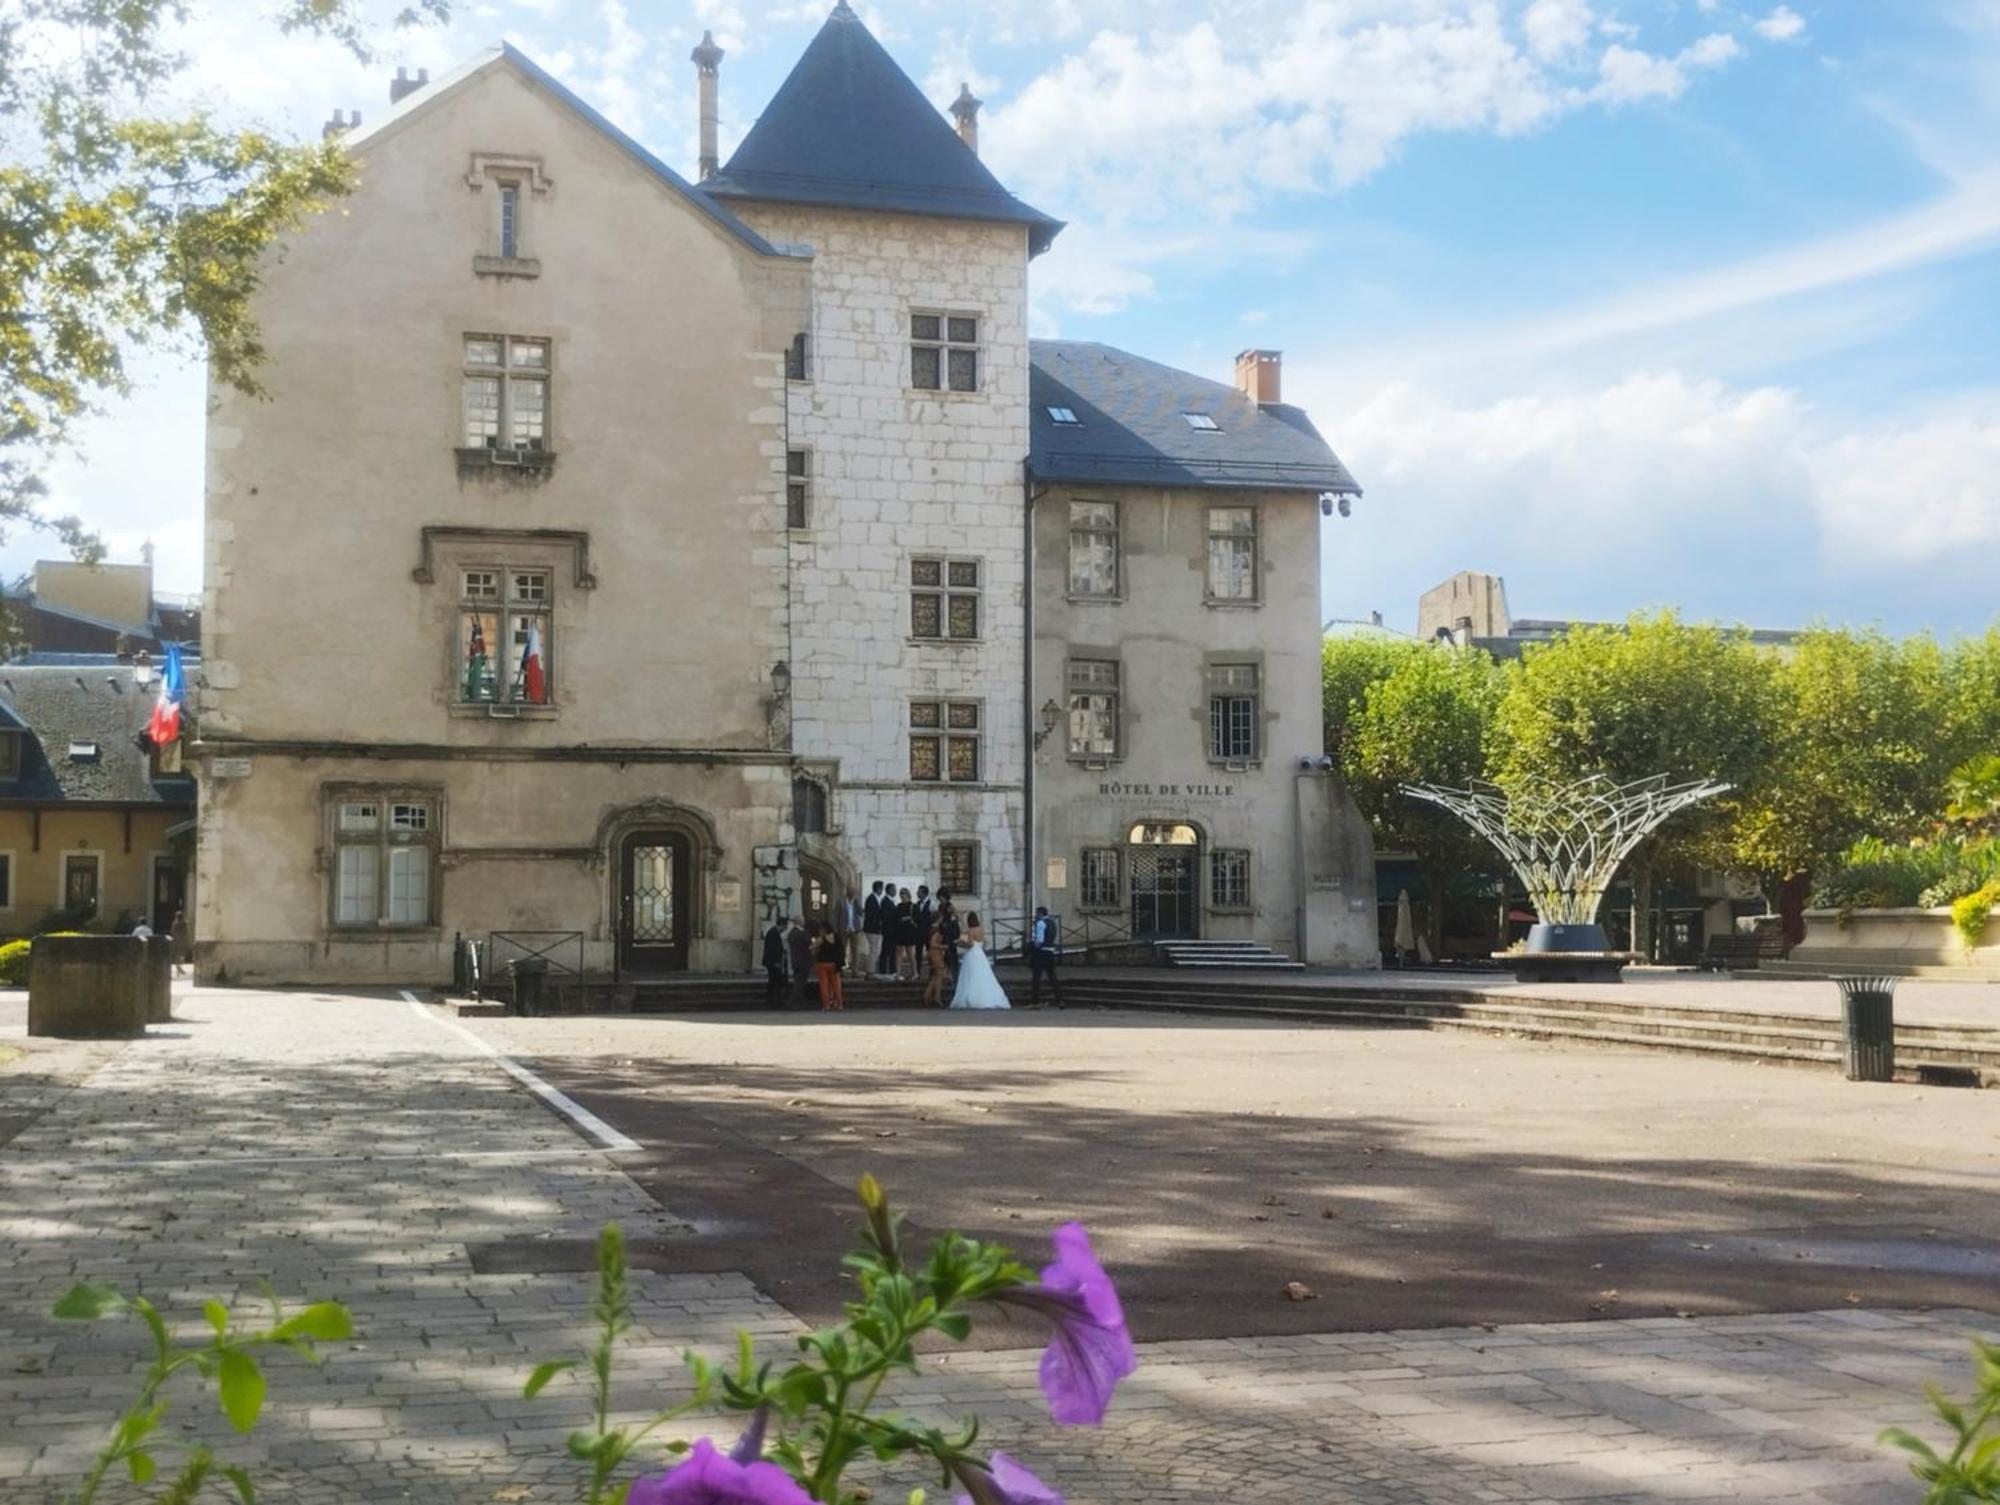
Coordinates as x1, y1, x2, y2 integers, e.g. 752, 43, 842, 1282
618, 829, 691, 973
1128, 821, 1201, 940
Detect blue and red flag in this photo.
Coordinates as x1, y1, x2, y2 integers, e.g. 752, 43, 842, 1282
145, 643, 186, 748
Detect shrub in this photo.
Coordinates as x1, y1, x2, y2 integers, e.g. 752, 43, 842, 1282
1815, 835, 2000, 910
0, 939, 29, 985
1951, 879, 2000, 948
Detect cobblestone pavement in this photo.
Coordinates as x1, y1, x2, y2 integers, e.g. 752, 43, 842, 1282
0, 989, 1989, 1503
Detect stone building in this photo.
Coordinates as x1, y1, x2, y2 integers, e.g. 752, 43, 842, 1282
1030, 345, 1376, 962
193, 4, 1373, 983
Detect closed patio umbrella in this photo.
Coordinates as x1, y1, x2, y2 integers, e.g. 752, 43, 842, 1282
1394, 888, 1416, 962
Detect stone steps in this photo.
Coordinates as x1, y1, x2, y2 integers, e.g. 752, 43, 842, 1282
1153, 940, 1303, 970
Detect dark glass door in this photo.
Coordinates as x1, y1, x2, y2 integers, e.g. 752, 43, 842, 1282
1130, 848, 1198, 939
619, 831, 690, 973
152, 860, 186, 933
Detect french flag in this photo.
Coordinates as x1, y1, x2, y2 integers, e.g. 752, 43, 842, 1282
517, 622, 547, 704
144, 643, 186, 748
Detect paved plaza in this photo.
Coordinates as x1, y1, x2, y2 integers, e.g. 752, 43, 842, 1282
0, 988, 1994, 1502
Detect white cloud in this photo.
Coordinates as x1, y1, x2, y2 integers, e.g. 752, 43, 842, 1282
1591, 33, 1738, 105
1522, 0, 1594, 59
1753, 6, 1807, 43
1810, 412, 2000, 564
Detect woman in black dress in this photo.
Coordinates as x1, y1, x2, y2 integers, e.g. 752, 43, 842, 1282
894, 888, 919, 981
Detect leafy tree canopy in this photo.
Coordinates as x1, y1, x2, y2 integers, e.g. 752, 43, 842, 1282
0, 0, 444, 551
1321, 633, 1420, 757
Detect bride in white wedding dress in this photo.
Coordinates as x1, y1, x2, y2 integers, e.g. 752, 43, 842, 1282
948, 912, 1011, 1010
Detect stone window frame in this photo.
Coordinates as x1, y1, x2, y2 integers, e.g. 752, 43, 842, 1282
1204, 504, 1260, 606
466, 152, 550, 278
458, 333, 553, 467
1065, 654, 1121, 763
909, 309, 981, 394
323, 783, 443, 933
454, 566, 556, 710
1210, 848, 1252, 911
1066, 498, 1121, 602
1079, 847, 1122, 911
938, 839, 980, 898
786, 448, 812, 531
909, 556, 981, 642
1205, 659, 1261, 766
909, 698, 982, 784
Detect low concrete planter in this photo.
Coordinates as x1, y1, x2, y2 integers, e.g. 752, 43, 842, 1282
27, 935, 152, 1037
1793, 906, 2000, 975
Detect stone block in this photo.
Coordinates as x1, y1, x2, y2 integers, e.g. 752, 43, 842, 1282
28, 935, 151, 1037
145, 934, 175, 1023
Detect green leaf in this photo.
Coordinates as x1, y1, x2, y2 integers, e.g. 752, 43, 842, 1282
270, 1302, 352, 1342
134, 1296, 170, 1360
522, 1359, 575, 1399
204, 1299, 230, 1336
128, 1449, 156, 1484
216, 1349, 266, 1433
934, 1313, 972, 1343
220, 1463, 258, 1505
52, 1282, 126, 1320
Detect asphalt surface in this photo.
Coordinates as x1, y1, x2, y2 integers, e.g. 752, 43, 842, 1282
479, 1008, 2000, 1344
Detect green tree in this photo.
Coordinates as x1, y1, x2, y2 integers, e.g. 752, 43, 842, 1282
1, 0, 443, 545
1735, 627, 1963, 937
1342, 645, 1505, 957
1492, 613, 1782, 959
1321, 633, 1419, 756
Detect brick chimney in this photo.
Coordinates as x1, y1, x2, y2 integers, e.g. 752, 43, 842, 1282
321, 108, 361, 141
1234, 349, 1281, 405
950, 82, 982, 154
692, 31, 724, 180
389, 67, 429, 105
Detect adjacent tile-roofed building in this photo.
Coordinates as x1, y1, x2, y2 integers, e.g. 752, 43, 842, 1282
700, 1, 1063, 254
0, 665, 193, 808
1029, 341, 1362, 493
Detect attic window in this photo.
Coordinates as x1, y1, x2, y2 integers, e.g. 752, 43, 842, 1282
1182, 413, 1220, 431
68, 739, 100, 762
1046, 406, 1080, 425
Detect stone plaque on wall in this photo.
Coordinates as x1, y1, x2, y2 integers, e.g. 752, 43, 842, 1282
716, 879, 743, 914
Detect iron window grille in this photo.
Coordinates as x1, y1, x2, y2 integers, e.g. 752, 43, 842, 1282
911, 557, 981, 640
911, 312, 979, 392
1211, 848, 1251, 908
910, 700, 982, 783
1080, 847, 1122, 908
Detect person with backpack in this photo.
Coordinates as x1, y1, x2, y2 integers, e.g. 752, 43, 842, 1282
1027, 906, 1063, 1010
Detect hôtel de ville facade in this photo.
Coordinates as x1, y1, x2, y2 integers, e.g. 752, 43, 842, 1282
192, 2, 1379, 983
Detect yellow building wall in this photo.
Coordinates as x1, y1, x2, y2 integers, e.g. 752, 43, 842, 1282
0, 809, 186, 936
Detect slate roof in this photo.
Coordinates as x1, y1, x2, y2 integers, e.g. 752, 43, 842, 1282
1030, 341, 1362, 494
701, 3, 1063, 254
0, 666, 194, 807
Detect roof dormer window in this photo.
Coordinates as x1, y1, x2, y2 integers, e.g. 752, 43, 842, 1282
1046, 406, 1080, 425
68, 739, 100, 762
1182, 412, 1220, 431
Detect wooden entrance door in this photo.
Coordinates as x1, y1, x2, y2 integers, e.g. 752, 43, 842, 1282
62, 853, 101, 919
619, 830, 690, 973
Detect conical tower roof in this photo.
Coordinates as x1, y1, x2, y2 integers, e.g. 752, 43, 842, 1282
702, 2, 1062, 254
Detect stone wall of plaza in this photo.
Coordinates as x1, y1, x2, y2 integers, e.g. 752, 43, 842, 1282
195, 59, 810, 982
1032, 484, 1377, 962
741, 203, 1033, 919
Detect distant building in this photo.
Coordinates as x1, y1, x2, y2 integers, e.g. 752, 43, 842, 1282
1416, 570, 1801, 658
0, 663, 194, 935
3, 554, 200, 659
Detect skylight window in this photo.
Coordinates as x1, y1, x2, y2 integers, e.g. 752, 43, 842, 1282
1047, 406, 1080, 425
1182, 412, 1220, 431
68, 740, 100, 762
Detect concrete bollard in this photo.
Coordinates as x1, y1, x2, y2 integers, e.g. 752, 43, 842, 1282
145, 934, 175, 1023
27, 935, 151, 1037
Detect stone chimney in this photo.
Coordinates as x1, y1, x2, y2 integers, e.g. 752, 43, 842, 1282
692, 31, 725, 180
1233, 349, 1281, 405
140, 540, 155, 570
321, 108, 361, 141
950, 82, 982, 154
389, 67, 429, 105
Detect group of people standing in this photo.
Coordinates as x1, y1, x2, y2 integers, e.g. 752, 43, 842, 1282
759, 881, 1063, 1012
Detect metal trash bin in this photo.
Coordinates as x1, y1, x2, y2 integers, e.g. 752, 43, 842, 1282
1834, 975, 1896, 1082
509, 957, 550, 1017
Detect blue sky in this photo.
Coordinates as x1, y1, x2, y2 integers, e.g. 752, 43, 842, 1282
30, 0, 2000, 636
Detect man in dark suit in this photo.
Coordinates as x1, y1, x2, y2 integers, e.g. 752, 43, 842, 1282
863, 881, 885, 978
787, 914, 815, 1009
1027, 906, 1063, 1010
761, 917, 788, 1008
914, 885, 936, 980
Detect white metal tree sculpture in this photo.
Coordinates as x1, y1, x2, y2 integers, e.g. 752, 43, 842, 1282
1401, 774, 1730, 931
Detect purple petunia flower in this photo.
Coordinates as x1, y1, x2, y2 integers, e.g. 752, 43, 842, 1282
626, 1437, 813, 1505
952, 1451, 1065, 1505
992, 1222, 1137, 1426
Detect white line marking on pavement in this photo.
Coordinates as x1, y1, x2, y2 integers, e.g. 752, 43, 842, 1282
402, 992, 641, 1153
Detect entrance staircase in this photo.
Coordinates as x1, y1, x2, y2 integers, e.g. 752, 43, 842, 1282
1052, 975, 2000, 1087
1153, 940, 1303, 970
